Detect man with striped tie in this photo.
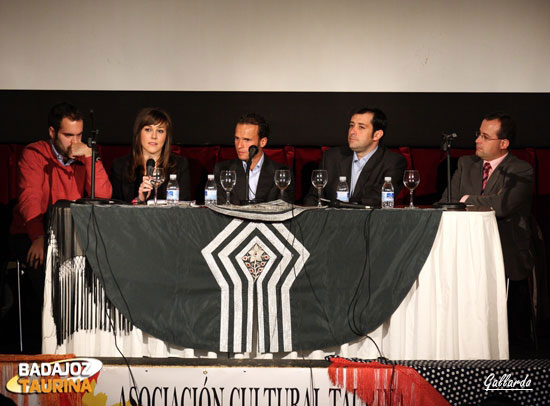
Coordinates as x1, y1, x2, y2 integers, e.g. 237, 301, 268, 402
441, 112, 535, 353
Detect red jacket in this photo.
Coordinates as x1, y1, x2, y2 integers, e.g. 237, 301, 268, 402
10, 140, 112, 240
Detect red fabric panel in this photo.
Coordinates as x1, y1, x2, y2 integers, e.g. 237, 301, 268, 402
284, 146, 295, 168
294, 147, 324, 202
97, 145, 131, 175
536, 149, 550, 196
389, 146, 412, 170
411, 148, 444, 197
0, 145, 10, 204
170, 145, 182, 155
511, 148, 536, 169
217, 146, 238, 162
450, 148, 475, 159
178, 146, 220, 201
264, 148, 287, 165
178, 146, 219, 174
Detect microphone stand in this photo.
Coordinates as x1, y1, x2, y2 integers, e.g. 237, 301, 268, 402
433, 132, 466, 211
242, 157, 258, 205
89, 112, 98, 199
76, 110, 116, 205
241, 146, 260, 205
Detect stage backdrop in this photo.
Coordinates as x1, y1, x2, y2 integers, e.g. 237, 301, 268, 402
1, 91, 549, 148
1, 1, 549, 147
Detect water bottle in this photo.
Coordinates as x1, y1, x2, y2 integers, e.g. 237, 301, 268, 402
204, 174, 217, 205
381, 176, 394, 208
166, 174, 179, 205
336, 176, 349, 202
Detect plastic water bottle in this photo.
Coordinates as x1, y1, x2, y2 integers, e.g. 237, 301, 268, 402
381, 177, 394, 208
166, 174, 179, 205
204, 174, 217, 205
336, 176, 349, 202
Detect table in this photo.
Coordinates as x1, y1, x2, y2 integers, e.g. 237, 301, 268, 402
42, 203, 508, 359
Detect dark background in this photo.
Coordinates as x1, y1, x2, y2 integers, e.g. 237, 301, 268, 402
2, 90, 549, 148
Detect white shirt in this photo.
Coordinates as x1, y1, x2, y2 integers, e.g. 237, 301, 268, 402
242, 152, 265, 200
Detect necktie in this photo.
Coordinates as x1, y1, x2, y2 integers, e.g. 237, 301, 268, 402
481, 162, 491, 193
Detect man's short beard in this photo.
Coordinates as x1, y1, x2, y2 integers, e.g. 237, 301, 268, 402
53, 135, 70, 158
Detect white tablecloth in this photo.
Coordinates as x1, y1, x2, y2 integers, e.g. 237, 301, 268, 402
42, 210, 508, 360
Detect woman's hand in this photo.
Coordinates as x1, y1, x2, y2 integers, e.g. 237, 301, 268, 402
138, 176, 153, 202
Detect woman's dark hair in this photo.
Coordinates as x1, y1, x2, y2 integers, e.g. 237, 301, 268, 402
127, 107, 176, 181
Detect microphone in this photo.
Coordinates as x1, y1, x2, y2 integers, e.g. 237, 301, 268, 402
146, 158, 155, 176
248, 145, 258, 162
243, 145, 259, 205
433, 131, 466, 210
321, 198, 372, 210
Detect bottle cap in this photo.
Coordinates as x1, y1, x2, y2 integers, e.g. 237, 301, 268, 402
339, 176, 346, 181
170, 174, 177, 180
208, 174, 215, 180
384, 176, 391, 181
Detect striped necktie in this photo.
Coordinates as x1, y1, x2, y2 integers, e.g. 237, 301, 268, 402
481, 162, 491, 193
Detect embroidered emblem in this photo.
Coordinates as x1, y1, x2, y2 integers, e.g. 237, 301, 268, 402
242, 243, 270, 279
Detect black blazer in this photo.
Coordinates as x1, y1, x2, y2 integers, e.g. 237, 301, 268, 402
110, 154, 192, 203
304, 146, 407, 207
213, 156, 294, 204
441, 153, 534, 280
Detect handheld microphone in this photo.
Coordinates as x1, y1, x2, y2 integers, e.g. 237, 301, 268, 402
146, 158, 156, 176
321, 198, 372, 210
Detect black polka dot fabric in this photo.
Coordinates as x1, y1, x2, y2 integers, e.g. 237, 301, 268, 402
328, 357, 550, 405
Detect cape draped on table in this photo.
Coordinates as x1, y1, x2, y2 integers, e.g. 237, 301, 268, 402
52, 203, 441, 353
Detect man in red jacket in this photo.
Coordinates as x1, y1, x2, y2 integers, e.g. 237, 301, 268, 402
11, 102, 112, 268
9, 102, 112, 352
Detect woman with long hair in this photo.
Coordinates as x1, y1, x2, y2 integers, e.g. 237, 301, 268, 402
110, 107, 191, 203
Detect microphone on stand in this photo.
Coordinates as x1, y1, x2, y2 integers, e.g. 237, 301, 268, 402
88, 110, 98, 199
76, 110, 117, 205
243, 145, 259, 205
433, 132, 466, 211
247, 145, 258, 167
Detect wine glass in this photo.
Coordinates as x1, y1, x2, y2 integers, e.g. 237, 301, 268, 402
403, 170, 420, 208
149, 167, 165, 206
311, 169, 328, 207
220, 170, 237, 206
274, 169, 291, 200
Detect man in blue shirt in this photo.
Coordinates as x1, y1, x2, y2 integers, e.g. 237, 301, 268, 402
305, 107, 407, 207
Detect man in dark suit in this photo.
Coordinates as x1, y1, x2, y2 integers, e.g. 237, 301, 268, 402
304, 107, 407, 207
214, 113, 294, 204
441, 112, 534, 350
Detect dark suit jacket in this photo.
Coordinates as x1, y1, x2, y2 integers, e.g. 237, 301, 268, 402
304, 146, 407, 207
441, 153, 534, 280
214, 155, 294, 204
110, 154, 192, 203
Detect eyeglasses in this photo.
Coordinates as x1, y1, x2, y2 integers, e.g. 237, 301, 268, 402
475, 131, 501, 142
